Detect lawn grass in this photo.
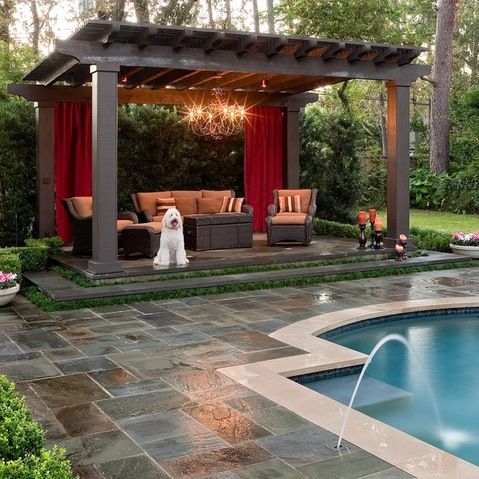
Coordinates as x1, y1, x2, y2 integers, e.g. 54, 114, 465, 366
377, 209, 479, 234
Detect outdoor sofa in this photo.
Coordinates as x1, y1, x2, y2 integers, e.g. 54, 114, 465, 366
130, 190, 253, 252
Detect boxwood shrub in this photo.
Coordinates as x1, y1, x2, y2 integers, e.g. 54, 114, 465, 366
314, 218, 358, 239
0, 246, 48, 272
0, 375, 76, 479
24, 236, 63, 256
0, 253, 21, 277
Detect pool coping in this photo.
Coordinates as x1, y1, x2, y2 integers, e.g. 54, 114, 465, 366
218, 297, 479, 479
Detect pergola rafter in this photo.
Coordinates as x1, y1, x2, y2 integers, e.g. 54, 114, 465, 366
8, 20, 430, 275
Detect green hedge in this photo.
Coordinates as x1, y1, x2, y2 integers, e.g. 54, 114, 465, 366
0, 246, 48, 272
314, 218, 452, 253
0, 253, 21, 277
24, 236, 63, 256
0, 376, 76, 479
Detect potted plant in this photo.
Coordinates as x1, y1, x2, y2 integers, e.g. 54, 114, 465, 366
450, 232, 479, 258
0, 272, 19, 307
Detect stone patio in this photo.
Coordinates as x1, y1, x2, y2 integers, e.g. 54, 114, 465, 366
2, 268, 479, 478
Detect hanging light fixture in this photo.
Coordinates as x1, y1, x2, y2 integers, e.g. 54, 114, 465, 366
184, 88, 246, 140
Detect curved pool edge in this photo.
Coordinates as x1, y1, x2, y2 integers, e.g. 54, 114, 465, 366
218, 297, 479, 479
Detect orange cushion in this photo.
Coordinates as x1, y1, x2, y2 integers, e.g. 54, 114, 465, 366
171, 190, 202, 199
220, 197, 244, 213
157, 197, 176, 215
202, 190, 233, 199
116, 219, 134, 231
71, 197, 93, 217
278, 195, 301, 213
137, 192, 171, 215
175, 197, 198, 216
271, 213, 307, 225
197, 197, 222, 214
124, 222, 163, 233
277, 189, 312, 214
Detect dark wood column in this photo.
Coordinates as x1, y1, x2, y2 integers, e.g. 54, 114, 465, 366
284, 105, 300, 188
34, 101, 56, 237
386, 81, 410, 242
87, 63, 123, 274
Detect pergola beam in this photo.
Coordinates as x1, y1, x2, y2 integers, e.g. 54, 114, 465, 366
53, 40, 430, 84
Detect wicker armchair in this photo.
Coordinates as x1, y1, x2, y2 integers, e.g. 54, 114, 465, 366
62, 197, 138, 255
266, 189, 317, 246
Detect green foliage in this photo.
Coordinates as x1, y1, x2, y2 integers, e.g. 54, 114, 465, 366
361, 157, 387, 208
0, 98, 36, 247
24, 237, 63, 256
117, 105, 244, 210
0, 253, 21, 277
0, 447, 76, 479
314, 218, 358, 239
0, 376, 44, 462
301, 105, 364, 223
410, 227, 452, 252
0, 246, 48, 272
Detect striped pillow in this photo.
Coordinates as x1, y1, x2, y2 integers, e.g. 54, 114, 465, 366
278, 195, 301, 213
220, 197, 244, 213
156, 197, 176, 215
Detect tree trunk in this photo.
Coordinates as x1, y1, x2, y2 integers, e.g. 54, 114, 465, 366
225, 0, 231, 28
430, 0, 458, 174
206, 0, 214, 27
266, 0, 274, 33
337, 81, 350, 112
0, 0, 13, 44
30, 0, 39, 56
112, 0, 125, 21
252, 0, 259, 32
133, 0, 149, 22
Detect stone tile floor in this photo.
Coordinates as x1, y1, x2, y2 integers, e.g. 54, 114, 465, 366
2, 267, 479, 478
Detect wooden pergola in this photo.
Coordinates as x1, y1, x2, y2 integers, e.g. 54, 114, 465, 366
9, 20, 429, 275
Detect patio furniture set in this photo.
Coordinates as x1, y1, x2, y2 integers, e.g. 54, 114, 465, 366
63, 188, 317, 258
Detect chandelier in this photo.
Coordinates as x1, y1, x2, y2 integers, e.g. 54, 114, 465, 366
185, 88, 246, 139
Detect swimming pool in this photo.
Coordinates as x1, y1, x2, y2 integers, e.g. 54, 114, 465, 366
298, 309, 479, 466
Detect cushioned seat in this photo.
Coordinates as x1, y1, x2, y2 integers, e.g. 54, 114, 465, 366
62, 197, 138, 255
266, 189, 317, 246
122, 223, 162, 258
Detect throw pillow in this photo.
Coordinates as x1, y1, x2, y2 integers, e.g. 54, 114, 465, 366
220, 197, 244, 213
175, 198, 198, 216
197, 197, 223, 214
156, 197, 176, 215
278, 195, 301, 213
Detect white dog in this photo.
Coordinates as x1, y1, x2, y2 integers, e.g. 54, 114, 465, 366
153, 208, 189, 267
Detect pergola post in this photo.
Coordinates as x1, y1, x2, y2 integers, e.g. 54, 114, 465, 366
386, 81, 411, 242
87, 63, 122, 274
284, 105, 301, 188
34, 101, 56, 237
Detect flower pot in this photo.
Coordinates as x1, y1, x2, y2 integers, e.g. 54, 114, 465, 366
0, 283, 20, 307
450, 244, 479, 259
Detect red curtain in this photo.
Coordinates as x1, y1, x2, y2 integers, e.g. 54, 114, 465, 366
54, 102, 92, 243
244, 106, 284, 232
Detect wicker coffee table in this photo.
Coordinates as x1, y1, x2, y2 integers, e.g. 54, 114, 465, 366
122, 223, 162, 258
183, 213, 253, 251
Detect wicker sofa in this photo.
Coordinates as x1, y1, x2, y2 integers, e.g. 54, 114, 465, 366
62, 197, 138, 255
130, 190, 254, 251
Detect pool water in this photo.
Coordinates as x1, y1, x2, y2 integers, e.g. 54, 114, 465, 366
300, 310, 479, 466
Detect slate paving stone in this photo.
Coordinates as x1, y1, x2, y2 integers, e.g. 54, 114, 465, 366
0, 359, 62, 381
143, 429, 229, 462
88, 320, 154, 335
225, 394, 279, 414
55, 356, 118, 374
244, 406, 314, 434
90, 304, 135, 314
234, 346, 306, 364
99, 311, 139, 321
30, 373, 111, 408
297, 450, 394, 479
54, 402, 117, 437
71, 335, 123, 356
130, 302, 166, 314
140, 311, 196, 327
257, 428, 359, 467
204, 458, 307, 478
183, 402, 271, 445
187, 384, 255, 404
58, 430, 143, 466
0, 338, 23, 355
160, 331, 212, 346
51, 309, 99, 320
97, 454, 170, 479
72, 464, 105, 479
7, 330, 69, 351
120, 354, 204, 379
159, 442, 272, 479
0, 351, 42, 363
161, 369, 235, 394
365, 469, 414, 479
96, 388, 194, 420
44, 346, 86, 361
59, 328, 97, 340
212, 331, 290, 352
103, 378, 171, 397
88, 367, 137, 387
